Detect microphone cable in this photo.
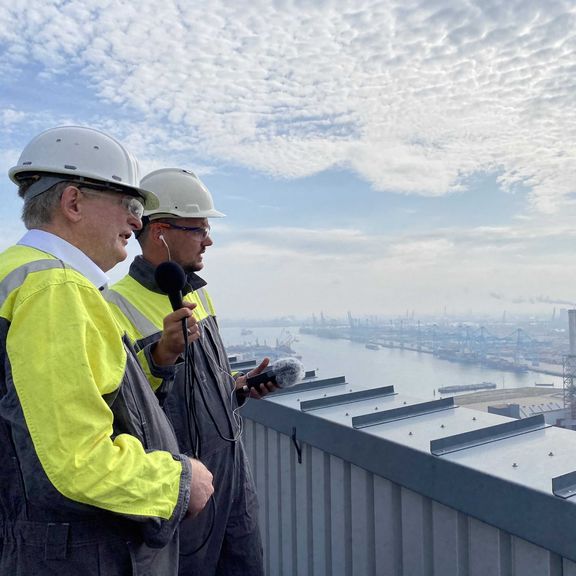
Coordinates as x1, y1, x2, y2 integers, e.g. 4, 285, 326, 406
153, 259, 218, 556
183, 334, 201, 460
185, 335, 244, 447
180, 316, 216, 557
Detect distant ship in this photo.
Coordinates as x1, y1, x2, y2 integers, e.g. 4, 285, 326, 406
226, 343, 299, 361
365, 342, 380, 350
241, 328, 253, 335
227, 329, 299, 361
437, 382, 497, 394
482, 358, 528, 373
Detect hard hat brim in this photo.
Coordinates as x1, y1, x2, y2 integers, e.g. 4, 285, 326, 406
9, 167, 159, 210
145, 208, 226, 220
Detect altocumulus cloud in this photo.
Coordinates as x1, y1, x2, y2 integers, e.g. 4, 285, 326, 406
1, 0, 576, 213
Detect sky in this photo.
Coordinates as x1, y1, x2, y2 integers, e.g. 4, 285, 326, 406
2, 0, 576, 321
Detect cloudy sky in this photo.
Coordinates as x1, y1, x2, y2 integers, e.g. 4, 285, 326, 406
2, 0, 576, 321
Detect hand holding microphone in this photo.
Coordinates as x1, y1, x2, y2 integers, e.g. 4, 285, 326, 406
152, 261, 199, 365
238, 357, 305, 398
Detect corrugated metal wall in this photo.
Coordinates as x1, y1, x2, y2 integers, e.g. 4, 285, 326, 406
244, 420, 576, 576
241, 384, 576, 576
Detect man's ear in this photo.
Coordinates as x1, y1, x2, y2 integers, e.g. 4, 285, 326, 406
151, 223, 167, 244
60, 185, 84, 223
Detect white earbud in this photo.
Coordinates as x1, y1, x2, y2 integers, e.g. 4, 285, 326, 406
159, 234, 171, 260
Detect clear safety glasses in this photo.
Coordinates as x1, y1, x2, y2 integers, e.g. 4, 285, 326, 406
80, 187, 145, 219
163, 222, 211, 240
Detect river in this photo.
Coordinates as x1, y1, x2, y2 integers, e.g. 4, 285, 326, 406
220, 325, 564, 400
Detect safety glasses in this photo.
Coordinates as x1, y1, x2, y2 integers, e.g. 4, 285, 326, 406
162, 222, 211, 240
80, 187, 145, 219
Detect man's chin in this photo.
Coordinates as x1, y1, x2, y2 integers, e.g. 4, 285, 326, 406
107, 248, 128, 271
183, 262, 203, 274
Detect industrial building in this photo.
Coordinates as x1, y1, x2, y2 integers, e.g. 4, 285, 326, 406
236, 368, 576, 575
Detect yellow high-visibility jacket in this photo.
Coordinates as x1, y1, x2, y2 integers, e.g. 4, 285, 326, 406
105, 256, 239, 458
0, 245, 192, 571
106, 256, 264, 574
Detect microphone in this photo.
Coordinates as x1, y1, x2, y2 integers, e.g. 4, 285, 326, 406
244, 357, 305, 391
155, 261, 186, 310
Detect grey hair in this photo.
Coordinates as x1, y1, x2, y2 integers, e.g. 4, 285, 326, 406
21, 181, 70, 229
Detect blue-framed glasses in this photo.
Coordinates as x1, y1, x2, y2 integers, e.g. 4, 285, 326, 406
164, 222, 211, 240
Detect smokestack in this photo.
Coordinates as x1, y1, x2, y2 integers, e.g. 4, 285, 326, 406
569, 309, 576, 355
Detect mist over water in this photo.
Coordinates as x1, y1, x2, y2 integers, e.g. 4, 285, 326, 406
220, 325, 563, 401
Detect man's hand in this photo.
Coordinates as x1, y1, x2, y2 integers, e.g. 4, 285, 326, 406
235, 357, 280, 399
152, 303, 199, 366
187, 458, 214, 518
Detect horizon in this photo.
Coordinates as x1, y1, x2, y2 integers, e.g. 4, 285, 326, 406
218, 308, 574, 326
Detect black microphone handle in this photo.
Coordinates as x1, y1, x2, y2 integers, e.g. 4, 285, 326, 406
245, 369, 277, 390
168, 290, 184, 311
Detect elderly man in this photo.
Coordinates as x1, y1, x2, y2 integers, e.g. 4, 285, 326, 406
106, 168, 274, 576
0, 127, 213, 576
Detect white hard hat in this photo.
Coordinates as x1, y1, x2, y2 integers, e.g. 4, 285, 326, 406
140, 168, 225, 219
9, 126, 159, 209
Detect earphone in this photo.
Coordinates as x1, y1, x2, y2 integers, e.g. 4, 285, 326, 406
159, 234, 172, 260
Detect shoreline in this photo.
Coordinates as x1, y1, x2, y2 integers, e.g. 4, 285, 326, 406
350, 336, 564, 378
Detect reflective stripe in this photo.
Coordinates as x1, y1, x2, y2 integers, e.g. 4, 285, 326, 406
0, 259, 65, 307
104, 288, 160, 338
106, 286, 214, 336
195, 288, 212, 316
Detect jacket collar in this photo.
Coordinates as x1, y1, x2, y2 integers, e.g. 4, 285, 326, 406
18, 229, 109, 289
129, 255, 207, 296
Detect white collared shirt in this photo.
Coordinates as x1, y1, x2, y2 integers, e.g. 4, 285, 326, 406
17, 229, 109, 289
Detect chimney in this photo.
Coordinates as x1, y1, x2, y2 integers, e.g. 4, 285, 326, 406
569, 309, 576, 355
